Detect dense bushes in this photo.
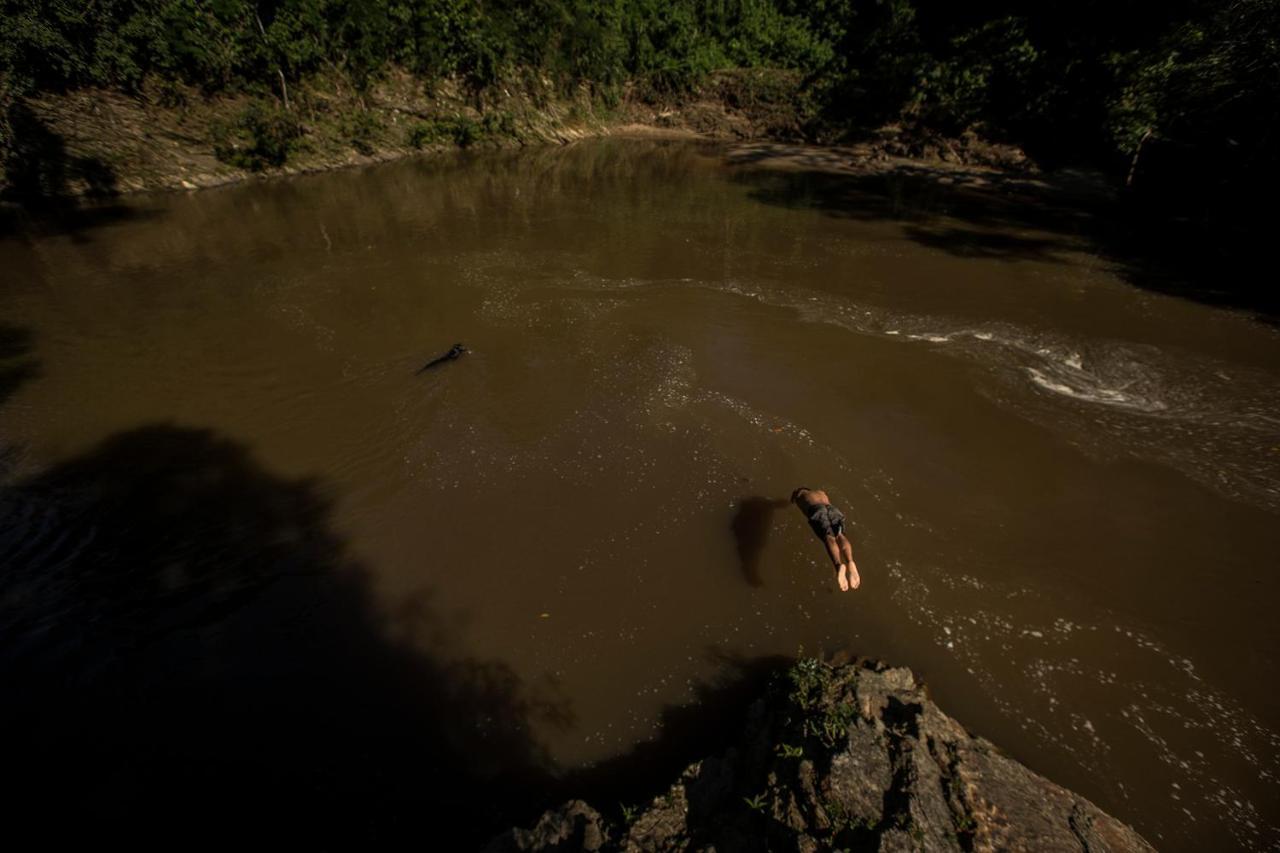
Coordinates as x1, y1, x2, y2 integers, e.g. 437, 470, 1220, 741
211, 99, 301, 170
405, 111, 516, 149
0, 0, 824, 97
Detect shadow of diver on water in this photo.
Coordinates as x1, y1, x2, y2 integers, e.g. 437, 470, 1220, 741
731, 496, 790, 587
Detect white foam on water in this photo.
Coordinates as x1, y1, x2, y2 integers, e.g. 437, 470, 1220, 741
446, 255, 1280, 511
1025, 367, 1077, 397
1024, 364, 1167, 411
591, 274, 1280, 512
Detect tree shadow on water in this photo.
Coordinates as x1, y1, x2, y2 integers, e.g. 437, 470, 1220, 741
558, 650, 793, 833
900, 222, 1078, 263
734, 159, 1098, 235
0, 425, 571, 848
0, 323, 39, 479
0, 425, 827, 847
731, 156, 1280, 320
730, 497, 790, 588
0, 101, 148, 241
0, 322, 39, 410
3, 101, 118, 201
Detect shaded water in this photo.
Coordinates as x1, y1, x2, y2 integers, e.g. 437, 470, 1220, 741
2, 140, 1278, 848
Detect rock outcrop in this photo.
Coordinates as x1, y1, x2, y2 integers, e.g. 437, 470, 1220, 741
487, 659, 1153, 853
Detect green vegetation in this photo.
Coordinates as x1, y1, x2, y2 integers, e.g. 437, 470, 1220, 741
787, 657, 860, 748
0, 0, 822, 99
777, 742, 804, 759
341, 109, 381, 155
210, 98, 301, 170
425, 109, 525, 148
1, 0, 1275, 218
787, 655, 830, 710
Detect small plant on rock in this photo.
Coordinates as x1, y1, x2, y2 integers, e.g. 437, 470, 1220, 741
777, 742, 804, 759
788, 656, 829, 710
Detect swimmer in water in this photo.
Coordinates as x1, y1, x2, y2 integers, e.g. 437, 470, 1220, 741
792, 487, 860, 591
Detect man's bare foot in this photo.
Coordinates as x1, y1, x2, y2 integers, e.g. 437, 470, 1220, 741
837, 564, 850, 592
847, 562, 861, 590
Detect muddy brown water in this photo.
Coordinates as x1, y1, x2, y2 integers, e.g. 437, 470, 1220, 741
2, 140, 1278, 848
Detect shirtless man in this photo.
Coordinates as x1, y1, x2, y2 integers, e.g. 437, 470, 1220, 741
792, 487, 860, 591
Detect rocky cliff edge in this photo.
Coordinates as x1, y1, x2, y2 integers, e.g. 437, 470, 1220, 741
487, 659, 1154, 853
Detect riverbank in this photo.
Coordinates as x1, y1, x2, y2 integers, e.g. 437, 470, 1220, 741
490, 658, 1156, 852
0, 69, 771, 198
1, 68, 1032, 200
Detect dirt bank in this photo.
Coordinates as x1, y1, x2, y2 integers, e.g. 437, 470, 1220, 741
0, 70, 783, 198
1, 68, 1035, 201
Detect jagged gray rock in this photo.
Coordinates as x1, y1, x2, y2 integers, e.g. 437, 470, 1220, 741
486, 660, 1154, 853
496, 800, 609, 852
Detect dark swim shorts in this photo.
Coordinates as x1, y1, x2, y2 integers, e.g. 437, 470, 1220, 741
807, 504, 845, 539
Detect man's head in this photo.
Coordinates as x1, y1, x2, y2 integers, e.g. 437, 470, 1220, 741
791, 487, 811, 505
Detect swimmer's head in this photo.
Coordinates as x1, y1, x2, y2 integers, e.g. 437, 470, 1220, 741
791, 487, 811, 504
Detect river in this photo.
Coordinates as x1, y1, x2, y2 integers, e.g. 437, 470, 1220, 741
2, 139, 1277, 848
